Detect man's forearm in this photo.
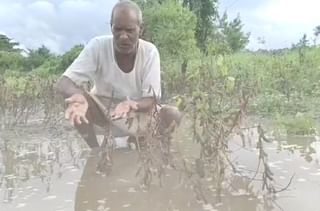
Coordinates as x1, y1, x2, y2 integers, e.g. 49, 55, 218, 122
55, 76, 84, 99
135, 97, 156, 112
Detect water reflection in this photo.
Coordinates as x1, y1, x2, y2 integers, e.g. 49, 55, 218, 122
275, 135, 320, 163
74, 149, 267, 211
0, 125, 319, 211
0, 127, 87, 207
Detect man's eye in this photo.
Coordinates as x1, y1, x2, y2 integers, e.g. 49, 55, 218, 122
113, 27, 121, 31
126, 29, 135, 33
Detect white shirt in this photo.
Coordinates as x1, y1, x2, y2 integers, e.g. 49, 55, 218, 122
63, 35, 161, 101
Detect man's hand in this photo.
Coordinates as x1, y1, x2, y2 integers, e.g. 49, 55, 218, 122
111, 99, 138, 120
65, 93, 89, 126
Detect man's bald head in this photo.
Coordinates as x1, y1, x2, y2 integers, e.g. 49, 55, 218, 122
111, 0, 143, 26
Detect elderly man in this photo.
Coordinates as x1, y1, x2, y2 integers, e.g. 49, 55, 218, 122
55, 0, 181, 149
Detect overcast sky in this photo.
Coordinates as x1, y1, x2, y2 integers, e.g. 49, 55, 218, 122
0, 0, 319, 54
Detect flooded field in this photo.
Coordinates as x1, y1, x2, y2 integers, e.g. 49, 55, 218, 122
0, 120, 320, 211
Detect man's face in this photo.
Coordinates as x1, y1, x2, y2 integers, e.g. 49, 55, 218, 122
111, 8, 140, 55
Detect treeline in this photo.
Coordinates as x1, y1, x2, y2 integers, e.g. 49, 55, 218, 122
0, 34, 84, 75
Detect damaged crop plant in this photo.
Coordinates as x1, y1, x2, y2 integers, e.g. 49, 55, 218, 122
127, 56, 293, 204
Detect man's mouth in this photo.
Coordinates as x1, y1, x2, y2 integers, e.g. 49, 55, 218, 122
119, 43, 131, 48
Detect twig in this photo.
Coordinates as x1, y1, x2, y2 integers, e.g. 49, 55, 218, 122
274, 174, 295, 193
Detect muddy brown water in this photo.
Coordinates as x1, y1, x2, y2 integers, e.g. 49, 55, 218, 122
0, 122, 320, 211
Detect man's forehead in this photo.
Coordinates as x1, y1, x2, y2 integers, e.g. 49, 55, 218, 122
112, 6, 139, 22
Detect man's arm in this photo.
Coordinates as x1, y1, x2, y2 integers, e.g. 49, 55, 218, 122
54, 76, 90, 126
55, 76, 84, 99
131, 46, 161, 113
135, 97, 156, 112
141, 48, 161, 100
111, 97, 156, 120
55, 38, 99, 126
56, 37, 99, 99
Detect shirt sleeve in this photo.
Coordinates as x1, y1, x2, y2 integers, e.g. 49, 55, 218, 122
62, 38, 99, 86
141, 47, 161, 99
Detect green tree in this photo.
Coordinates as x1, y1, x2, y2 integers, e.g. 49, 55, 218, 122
57, 44, 84, 73
33, 44, 83, 75
33, 57, 62, 76
298, 34, 309, 48
0, 51, 26, 73
134, 0, 164, 9
293, 34, 309, 64
143, 0, 199, 70
314, 25, 320, 36
27, 45, 53, 70
314, 25, 320, 45
220, 12, 250, 52
0, 34, 20, 52
183, 0, 219, 53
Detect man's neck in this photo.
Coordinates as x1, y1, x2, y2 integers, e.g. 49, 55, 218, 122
114, 50, 136, 61
114, 48, 137, 73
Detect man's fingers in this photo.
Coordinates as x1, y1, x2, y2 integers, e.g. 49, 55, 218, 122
121, 111, 127, 119
75, 115, 82, 125
110, 112, 124, 121
111, 102, 134, 120
65, 106, 73, 120
69, 111, 77, 126
112, 114, 121, 120
65, 98, 85, 107
65, 96, 76, 104
81, 115, 89, 124
130, 102, 138, 110
68, 112, 89, 125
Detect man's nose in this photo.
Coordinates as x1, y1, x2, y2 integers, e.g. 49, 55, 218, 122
119, 32, 129, 40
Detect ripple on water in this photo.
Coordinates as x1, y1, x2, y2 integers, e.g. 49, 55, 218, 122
300, 166, 310, 170
117, 178, 131, 183
202, 203, 217, 211
42, 195, 57, 200
128, 187, 136, 193
122, 203, 131, 208
309, 172, 320, 176
97, 199, 107, 204
15, 203, 26, 208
